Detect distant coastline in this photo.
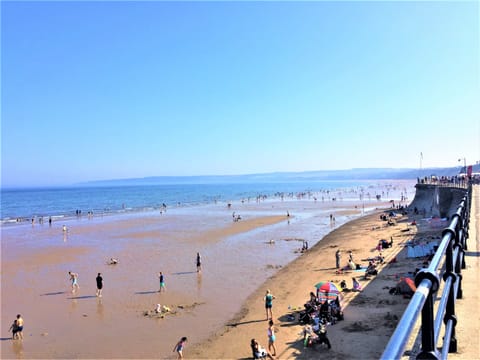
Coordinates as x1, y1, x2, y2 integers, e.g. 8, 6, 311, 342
77, 165, 474, 187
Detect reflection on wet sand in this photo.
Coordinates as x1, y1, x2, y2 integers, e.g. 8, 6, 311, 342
69, 298, 78, 313
97, 298, 104, 319
196, 272, 202, 296
12, 339, 24, 359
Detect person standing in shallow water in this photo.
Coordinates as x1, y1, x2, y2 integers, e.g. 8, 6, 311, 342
196, 252, 202, 273
158, 271, 166, 292
10, 314, 24, 340
96, 273, 103, 297
69, 271, 79, 292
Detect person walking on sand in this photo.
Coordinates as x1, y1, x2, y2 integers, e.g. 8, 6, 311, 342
96, 273, 103, 297
69, 271, 79, 292
158, 271, 166, 292
172, 336, 187, 359
196, 252, 202, 273
267, 319, 277, 357
264, 289, 276, 320
335, 249, 341, 269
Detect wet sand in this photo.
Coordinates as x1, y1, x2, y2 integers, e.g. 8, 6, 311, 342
1, 182, 418, 359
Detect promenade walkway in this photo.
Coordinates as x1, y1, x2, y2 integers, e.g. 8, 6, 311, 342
449, 184, 480, 359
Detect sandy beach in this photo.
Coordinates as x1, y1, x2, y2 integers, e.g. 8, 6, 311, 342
1, 181, 423, 359
188, 205, 437, 359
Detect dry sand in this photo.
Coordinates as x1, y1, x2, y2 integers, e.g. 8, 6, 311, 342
1, 182, 430, 359
189, 208, 440, 359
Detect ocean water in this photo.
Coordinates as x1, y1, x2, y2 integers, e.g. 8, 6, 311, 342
0, 179, 413, 224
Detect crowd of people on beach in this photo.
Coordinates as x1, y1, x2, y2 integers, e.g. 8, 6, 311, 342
291, 241, 397, 354
6, 190, 412, 359
298, 291, 343, 350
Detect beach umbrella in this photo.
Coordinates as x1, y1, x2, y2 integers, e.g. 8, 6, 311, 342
315, 281, 341, 294
314, 281, 341, 301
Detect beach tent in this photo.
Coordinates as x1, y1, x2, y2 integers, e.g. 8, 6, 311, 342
395, 277, 416, 295
407, 241, 438, 258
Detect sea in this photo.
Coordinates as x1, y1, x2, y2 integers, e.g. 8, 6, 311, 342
1, 179, 414, 225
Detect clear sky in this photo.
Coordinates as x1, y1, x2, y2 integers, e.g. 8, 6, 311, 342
2, 1, 479, 187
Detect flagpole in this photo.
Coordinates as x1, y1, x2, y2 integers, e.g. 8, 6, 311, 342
420, 152, 423, 174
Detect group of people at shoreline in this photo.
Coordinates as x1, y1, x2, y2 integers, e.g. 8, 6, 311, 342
10, 253, 203, 360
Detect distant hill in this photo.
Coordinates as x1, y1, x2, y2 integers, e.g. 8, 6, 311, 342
79, 165, 480, 186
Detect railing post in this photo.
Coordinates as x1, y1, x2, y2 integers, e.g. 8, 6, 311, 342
453, 206, 465, 298
415, 270, 441, 359
442, 226, 458, 353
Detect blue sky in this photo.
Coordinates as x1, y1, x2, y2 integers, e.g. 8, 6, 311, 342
2, 1, 479, 187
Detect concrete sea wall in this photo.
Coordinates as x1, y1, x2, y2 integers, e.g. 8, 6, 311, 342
409, 184, 468, 218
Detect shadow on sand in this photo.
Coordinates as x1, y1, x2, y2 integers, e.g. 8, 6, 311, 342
227, 319, 266, 327
172, 271, 197, 275
67, 295, 97, 300
135, 290, 159, 295
40, 291, 67, 296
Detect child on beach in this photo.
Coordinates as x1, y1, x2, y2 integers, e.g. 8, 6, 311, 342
172, 336, 187, 359
9, 318, 18, 340
68, 271, 79, 292
158, 272, 166, 292
251, 338, 274, 359
9, 314, 23, 340
267, 319, 277, 357
352, 277, 362, 291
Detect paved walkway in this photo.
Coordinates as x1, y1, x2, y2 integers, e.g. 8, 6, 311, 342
449, 184, 480, 359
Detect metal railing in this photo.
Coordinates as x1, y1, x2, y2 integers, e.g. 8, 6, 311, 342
381, 184, 471, 360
